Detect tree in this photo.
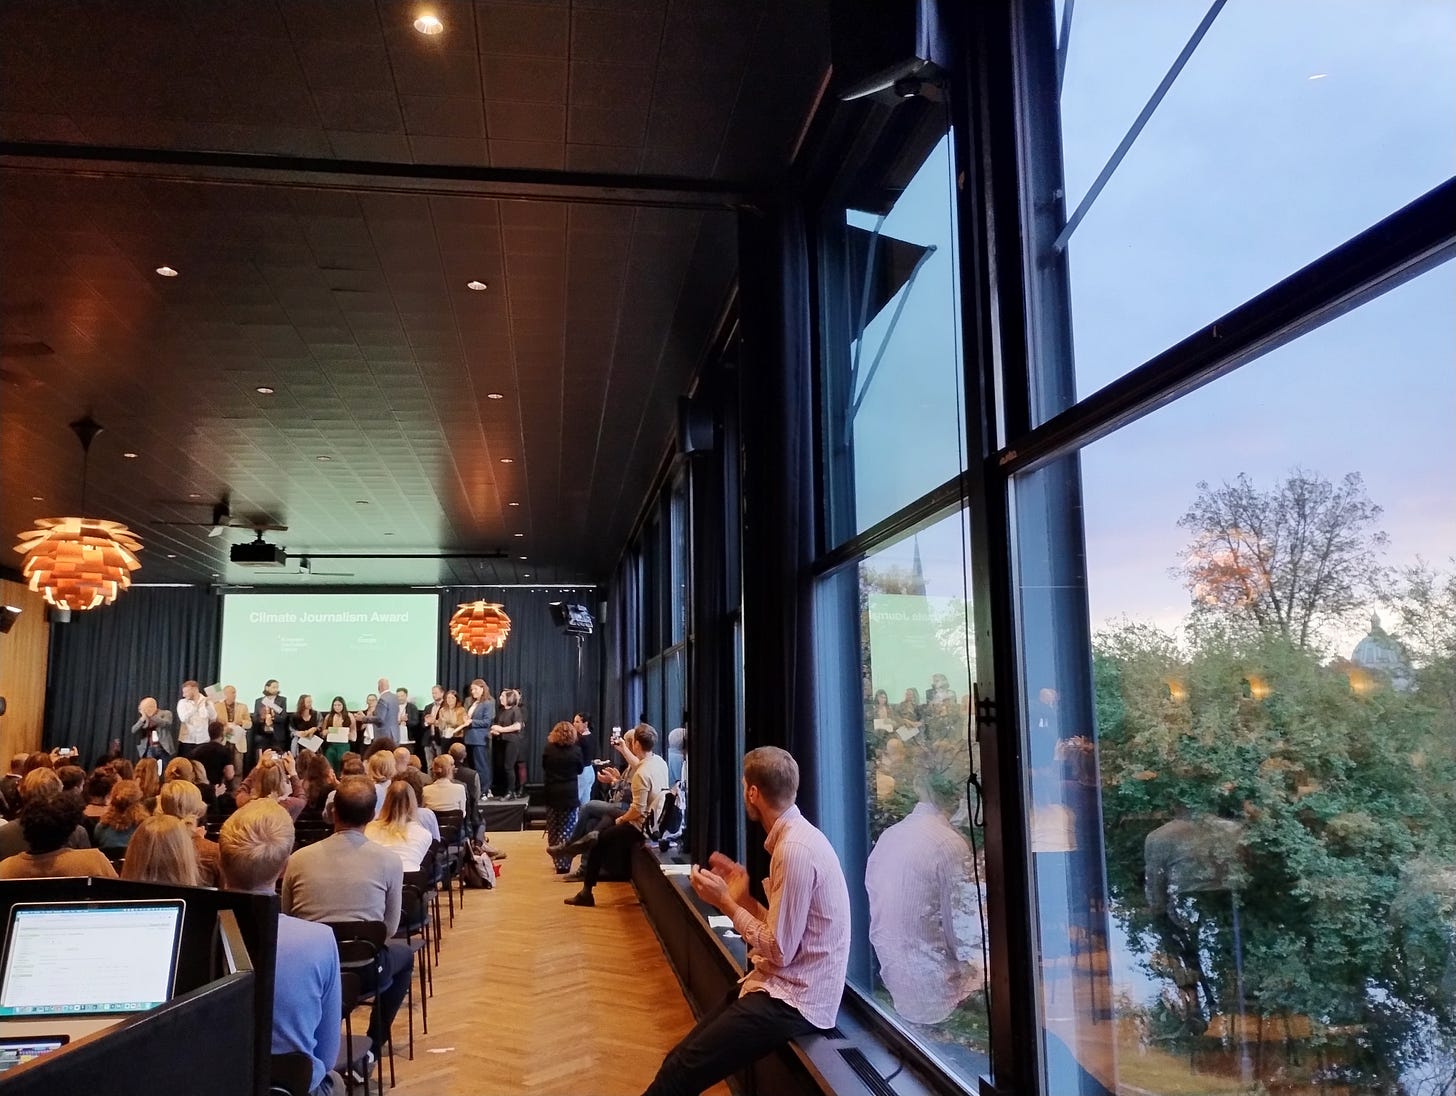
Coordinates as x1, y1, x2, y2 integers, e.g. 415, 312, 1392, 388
1177, 469, 1388, 650
1387, 557, 1456, 725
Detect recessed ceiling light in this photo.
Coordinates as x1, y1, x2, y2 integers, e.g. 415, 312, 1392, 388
519, 556, 528, 561
499, 457, 514, 464
466, 280, 488, 291
522, 572, 531, 577
31, 495, 44, 502
1308, 73, 1328, 80
513, 532, 525, 538
316, 455, 333, 462
122, 451, 138, 459
413, 14, 443, 35
155, 266, 179, 277
486, 392, 504, 400
255, 386, 275, 395
211, 572, 220, 578
166, 553, 177, 559
188, 492, 202, 499
355, 500, 370, 505
507, 501, 520, 507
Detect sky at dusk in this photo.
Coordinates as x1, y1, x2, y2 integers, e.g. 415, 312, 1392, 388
852, 0, 1455, 660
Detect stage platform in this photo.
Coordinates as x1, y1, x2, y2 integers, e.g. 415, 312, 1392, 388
480, 799, 526, 832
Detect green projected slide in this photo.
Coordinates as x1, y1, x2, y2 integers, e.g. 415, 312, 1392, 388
220, 593, 440, 709
866, 592, 972, 700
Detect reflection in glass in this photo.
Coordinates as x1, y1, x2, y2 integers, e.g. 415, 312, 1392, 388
1016, 265, 1456, 1094
854, 509, 989, 1079
824, 129, 967, 539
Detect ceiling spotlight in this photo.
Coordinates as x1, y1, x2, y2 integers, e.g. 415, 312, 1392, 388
413, 14, 444, 35
522, 572, 531, 577
155, 266, 179, 277
519, 556, 528, 561
513, 532, 525, 538
486, 392, 504, 400
466, 280, 488, 291
122, 451, 138, 459
166, 553, 177, 559
255, 386, 275, 395
31, 495, 44, 502
508, 501, 520, 507
1308, 73, 1328, 80
188, 492, 202, 499
499, 457, 514, 464
316, 455, 333, 462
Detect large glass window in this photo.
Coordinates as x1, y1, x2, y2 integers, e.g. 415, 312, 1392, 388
1052, 0, 1456, 407
828, 507, 990, 1084
1015, 263, 1456, 1095
821, 121, 967, 541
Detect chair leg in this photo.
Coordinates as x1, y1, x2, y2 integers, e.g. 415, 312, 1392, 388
343, 1014, 355, 1096
418, 946, 429, 1035
405, 969, 414, 1061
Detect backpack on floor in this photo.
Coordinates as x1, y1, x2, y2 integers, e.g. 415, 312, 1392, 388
458, 840, 496, 889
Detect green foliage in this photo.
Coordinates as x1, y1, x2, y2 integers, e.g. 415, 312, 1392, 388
1094, 617, 1456, 1085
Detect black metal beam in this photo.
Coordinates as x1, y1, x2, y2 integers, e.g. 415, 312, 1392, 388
0, 140, 769, 211
1000, 176, 1456, 476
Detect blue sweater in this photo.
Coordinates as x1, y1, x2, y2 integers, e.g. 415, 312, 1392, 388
273, 913, 341, 1093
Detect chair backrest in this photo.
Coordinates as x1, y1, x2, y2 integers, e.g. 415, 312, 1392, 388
269, 1051, 315, 1096
327, 919, 387, 948
339, 970, 363, 1013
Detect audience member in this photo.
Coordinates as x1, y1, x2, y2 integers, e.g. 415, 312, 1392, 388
642, 747, 851, 1096
542, 721, 584, 875
565, 724, 668, 907
22, 751, 54, 775
281, 776, 411, 1059
56, 764, 86, 796
192, 721, 237, 790
83, 768, 117, 818
159, 779, 221, 886
0, 769, 92, 859
0, 792, 117, 879
365, 751, 396, 814
94, 779, 149, 852
136, 757, 163, 808
120, 814, 201, 887
422, 755, 466, 814
546, 728, 637, 877
109, 757, 135, 781
0, 753, 26, 818
165, 755, 216, 807
365, 779, 433, 871
445, 743, 482, 837
221, 801, 343, 1096
252, 760, 306, 821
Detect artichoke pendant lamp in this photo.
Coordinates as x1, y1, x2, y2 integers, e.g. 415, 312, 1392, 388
14, 416, 143, 611
449, 600, 512, 655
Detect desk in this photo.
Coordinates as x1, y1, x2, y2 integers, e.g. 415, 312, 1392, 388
481, 800, 526, 832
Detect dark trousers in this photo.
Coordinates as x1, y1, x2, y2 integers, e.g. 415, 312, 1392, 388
567, 800, 622, 844
467, 743, 490, 789
491, 735, 521, 794
582, 822, 643, 889
358, 941, 414, 1053
642, 988, 818, 1096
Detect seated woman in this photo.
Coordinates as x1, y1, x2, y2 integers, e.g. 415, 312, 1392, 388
364, 778, 433, 871
294, 751, 337, 823
158, 779, 221, 886
252, 760, 306, 821
120, 814, 201, 887
365, 750, 396, 815
82, 767, 117, 819
93, 778, 149, 852
165, 755, 216, 807
422, 754, 467, 814
135, 757, 163, 812
0, 793, 117, 879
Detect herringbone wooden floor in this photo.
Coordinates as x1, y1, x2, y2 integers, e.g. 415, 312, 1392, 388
373, 828, 732, 1096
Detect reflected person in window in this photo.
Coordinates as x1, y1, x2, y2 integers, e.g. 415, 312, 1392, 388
866, 754, 984, 1024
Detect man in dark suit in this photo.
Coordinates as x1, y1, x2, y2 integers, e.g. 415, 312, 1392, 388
132, 697, 177, 760
446, 742, 484, 841
420, 684, 445, 762
252, 679, 287, 772
371, 678, 399, 749
394, 687, 426, 764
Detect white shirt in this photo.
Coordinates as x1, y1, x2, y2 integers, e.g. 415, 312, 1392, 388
865, 802, 984, 1024
422, 780, 466, 814
364, 819, 432, 873
177, 695, 212, 745
629, 753, 670, 831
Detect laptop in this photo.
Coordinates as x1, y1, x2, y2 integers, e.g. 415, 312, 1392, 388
0, 900, 186, 1040
0, 1035, 69, 1073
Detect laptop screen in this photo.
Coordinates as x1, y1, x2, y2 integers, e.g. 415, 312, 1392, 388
0, 901, 185, 1017
0, 1036, 68, 1072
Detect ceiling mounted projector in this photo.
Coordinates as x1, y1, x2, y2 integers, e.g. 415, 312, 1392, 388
230, 537, 288, 568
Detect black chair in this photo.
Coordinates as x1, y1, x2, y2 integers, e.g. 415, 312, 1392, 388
395, 876, 431, 1052
433, 811, 465, 921
268, 1051, 315, 1096
339, 971, 379, 1096
328, 922, 395, 1091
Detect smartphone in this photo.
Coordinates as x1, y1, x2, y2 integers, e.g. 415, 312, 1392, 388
57, 747, 75, 758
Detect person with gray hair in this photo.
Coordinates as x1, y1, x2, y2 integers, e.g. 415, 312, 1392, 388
221, 800, 343, 1096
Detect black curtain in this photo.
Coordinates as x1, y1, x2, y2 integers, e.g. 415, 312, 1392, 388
435, 587, 601, 784
737, 202, 820, 872
44, 587, 222, 767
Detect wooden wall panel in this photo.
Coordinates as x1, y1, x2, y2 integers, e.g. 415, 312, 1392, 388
0, 578, 48, 758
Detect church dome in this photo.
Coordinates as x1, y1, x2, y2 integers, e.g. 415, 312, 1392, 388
1351, 614, 1412, 690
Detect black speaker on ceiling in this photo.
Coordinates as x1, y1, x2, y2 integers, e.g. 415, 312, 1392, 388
0, 605, 20, 635
830, 0, 948, 103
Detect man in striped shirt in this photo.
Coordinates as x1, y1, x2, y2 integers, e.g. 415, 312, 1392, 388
643, 747, 850, 1096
